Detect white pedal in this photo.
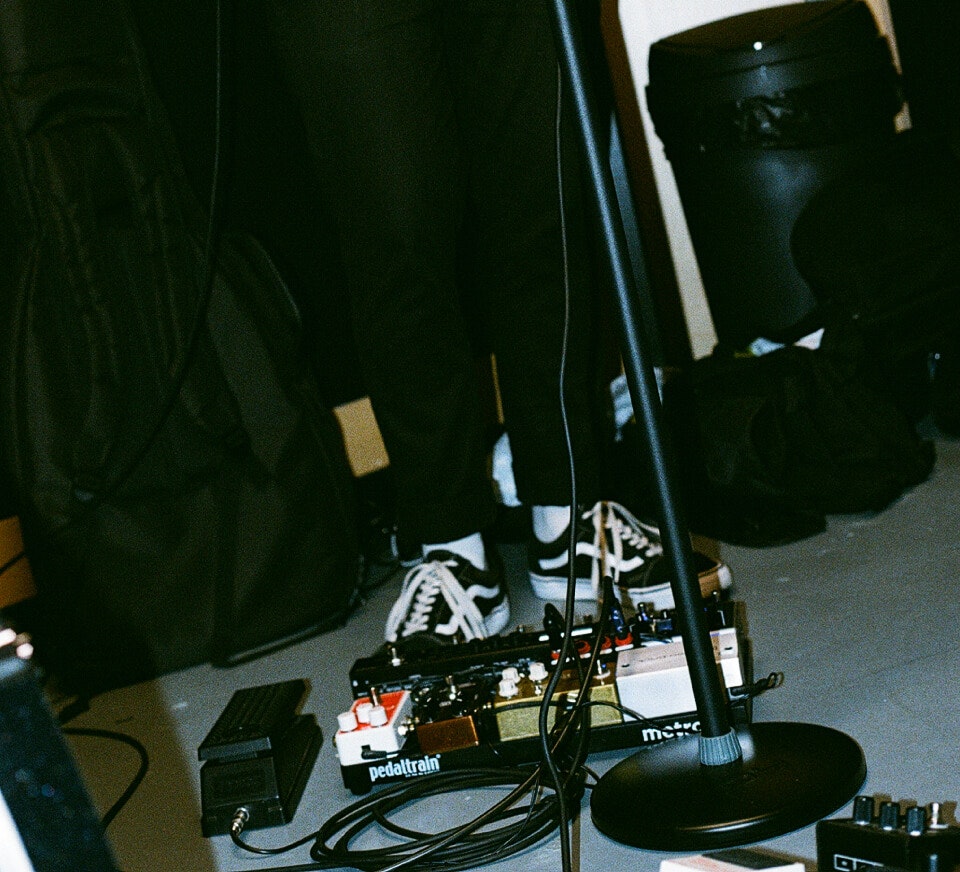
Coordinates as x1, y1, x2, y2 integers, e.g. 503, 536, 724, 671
334, 689, 412, 767
615, 628, 744, 720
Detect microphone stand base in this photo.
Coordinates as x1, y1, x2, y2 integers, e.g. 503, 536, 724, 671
591, 721, 866, 851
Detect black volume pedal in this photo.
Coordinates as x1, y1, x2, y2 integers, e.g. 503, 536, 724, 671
199, 679, 322, 837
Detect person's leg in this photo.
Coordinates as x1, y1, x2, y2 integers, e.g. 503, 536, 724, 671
446, 3, 732, 608
264, 0, 497, 548
265, 2, 510, 643
446, 0, 602, 512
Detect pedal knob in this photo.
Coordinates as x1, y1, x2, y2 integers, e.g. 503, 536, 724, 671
906, 805, 927, 836
852, 795, 875, 825
528, 662, 548, 682
368, 705, 388, 727
337, 711, 358, 732
498, 677, 519, 698
879, 800, 900, 830
355, 701, 373, 724
929, 802, 948, 829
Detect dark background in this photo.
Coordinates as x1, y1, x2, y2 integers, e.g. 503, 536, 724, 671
129, 0, 363, 407
887, 0, 960, 149
126, 0, 960, 401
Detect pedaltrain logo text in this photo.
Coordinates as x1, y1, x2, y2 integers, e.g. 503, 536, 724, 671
368, 755, 441, 783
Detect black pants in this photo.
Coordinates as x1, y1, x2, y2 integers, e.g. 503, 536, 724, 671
266, 0, 602, 543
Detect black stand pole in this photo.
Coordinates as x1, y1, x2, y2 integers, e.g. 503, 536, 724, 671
546, 0, 866, 851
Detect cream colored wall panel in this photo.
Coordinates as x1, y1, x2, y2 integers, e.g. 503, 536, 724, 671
333, 396, 390, 478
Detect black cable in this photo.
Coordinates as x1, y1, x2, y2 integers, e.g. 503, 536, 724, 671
310, 768, 563, 872
229, 715, 592, 871
491, 678, 750, 742
494, 695, 693, 740
728, 672, 784, 703
0, 550, 25, 577
61, 728, 149, 829
56, 695, 92, 726
583, 699, 696, 738
535, 58, 583, 872
229, 865, 325, 872
227, 766, 558, 871
231, 819, 319, 857
231, 588, 723, 872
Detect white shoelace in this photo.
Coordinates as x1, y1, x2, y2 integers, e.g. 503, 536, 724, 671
384, 558, 490, 642
582, 501, 664, 590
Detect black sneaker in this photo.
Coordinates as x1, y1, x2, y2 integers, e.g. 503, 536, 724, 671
619, 549, 733, 612
384, 549, 510, 643
528, 501, 732, 610
528, 501, 662, 600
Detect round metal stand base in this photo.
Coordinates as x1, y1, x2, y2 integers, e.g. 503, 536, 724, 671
591, 722, 866, 851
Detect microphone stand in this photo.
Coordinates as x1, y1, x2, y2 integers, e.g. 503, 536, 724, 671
547, 0, 866, 850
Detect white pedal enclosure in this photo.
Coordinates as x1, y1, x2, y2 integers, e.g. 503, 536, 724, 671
615, 628, 744, 720
334, 689, 412, 767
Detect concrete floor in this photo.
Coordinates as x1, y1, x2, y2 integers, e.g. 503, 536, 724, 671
65, 434, 960, 872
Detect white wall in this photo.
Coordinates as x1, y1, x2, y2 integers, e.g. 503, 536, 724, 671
616, 0, 899, 357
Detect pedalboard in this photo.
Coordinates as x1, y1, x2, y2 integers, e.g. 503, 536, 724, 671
817, 794, 960, 872
198, 679, 322, 836
335, 598, 756, 794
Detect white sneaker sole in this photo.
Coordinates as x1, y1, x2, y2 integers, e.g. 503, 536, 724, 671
528, 573, 596, 601
530, 563, 733, 609
481, 598, 511, 637
623, 562, 733, 612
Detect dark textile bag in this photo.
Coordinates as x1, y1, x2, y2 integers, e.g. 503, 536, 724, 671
634, 131, 957, 546
659, 314, 935, 545
792, 128, 960, 423
792, 129, 960, 359
0, 0, 361, 691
